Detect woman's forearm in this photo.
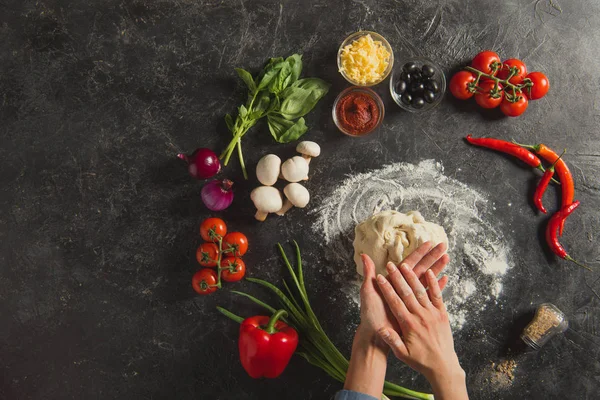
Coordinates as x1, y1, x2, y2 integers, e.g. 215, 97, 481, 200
343, 325, 388, 398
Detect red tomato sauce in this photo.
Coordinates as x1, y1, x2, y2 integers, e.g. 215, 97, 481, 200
335, 92, 380, 135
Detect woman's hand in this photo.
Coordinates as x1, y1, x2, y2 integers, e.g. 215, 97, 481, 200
343, 242, 450, 398
374, 249, 468, 400
356, 241, 450, 348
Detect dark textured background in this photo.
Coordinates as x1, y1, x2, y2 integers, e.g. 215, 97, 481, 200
1, 0, 599, 399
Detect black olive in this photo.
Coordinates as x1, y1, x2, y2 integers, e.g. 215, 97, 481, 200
410, 81, 425, 93
396, 80, 407, 94
400, 71, 411, 82
422, 64, 435, 77
424, 90, 436, 103
411, 70, 422, 81
401, 92, 413, 105
412, 97, 425, 109
425, 80, 440, 93
403, 62, 419, 73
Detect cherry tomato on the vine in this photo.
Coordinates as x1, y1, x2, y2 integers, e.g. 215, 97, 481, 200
471, 51, 501, 75
449, 71, 477, 100
223, 232, 249, 257
497, 59, 527, 84
474, 80, 504, 109
500, 93, 529, 117
192, 269, 218, 295
220, 257, 246, 282
524, 72, 549, 100
200, 218, 227, 242
196, 243, 219, 267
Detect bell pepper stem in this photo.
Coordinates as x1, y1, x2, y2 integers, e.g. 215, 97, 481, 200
265, 309, 288, 334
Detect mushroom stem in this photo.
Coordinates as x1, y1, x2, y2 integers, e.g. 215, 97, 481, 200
276, 200, 294, 216
301, 155, 312, 165
255, 210, 268, 221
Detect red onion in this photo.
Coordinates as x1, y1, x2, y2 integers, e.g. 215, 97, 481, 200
178, 148, 221, 179
201, 179, 234, 211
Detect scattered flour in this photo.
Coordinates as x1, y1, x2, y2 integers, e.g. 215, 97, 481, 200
311, 160, 514, 331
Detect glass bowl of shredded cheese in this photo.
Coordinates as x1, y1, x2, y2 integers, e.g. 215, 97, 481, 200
337, 31, 394, 87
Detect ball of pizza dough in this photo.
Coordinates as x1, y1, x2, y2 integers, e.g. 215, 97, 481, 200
353, 210, 448, 276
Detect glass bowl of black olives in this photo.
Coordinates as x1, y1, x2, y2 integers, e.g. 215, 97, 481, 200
390, 58, 446, 112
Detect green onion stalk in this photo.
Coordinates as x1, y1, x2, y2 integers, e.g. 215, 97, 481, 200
218, 241, 434, 400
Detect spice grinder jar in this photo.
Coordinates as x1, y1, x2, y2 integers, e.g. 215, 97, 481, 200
521, 303, 568, 350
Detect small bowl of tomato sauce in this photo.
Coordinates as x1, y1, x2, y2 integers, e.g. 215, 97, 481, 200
332, 86, 384, 137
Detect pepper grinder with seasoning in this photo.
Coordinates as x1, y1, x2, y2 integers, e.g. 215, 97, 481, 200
521, 303, 569, 350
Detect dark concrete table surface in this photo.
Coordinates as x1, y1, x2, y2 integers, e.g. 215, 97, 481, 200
1, 1, 600, 399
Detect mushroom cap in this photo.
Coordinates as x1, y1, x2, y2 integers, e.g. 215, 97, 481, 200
251, 186, 283, 213
283, 183, 310, 208
296, 141, 321, 157
256, 154, 281, 186
281, 156, 309, 182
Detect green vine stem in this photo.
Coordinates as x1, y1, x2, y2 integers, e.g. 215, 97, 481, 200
465, 65, 533, 103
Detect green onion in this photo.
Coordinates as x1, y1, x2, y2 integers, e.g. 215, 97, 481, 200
218, 241, 433, 400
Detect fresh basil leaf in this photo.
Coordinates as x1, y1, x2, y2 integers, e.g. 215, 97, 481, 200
292, 78, 331, 99
266, 95, 280, 114
235, 68, 256, 93
239, 104, 248, 118
257, 58, 285, 91
278, 78, 331, 120
267, 115, 308, 143
278, 87, 313, 120
225, 113, 235, 132
253, 92, 271, 114
286, 54, 303, 86
269, 62, 292, 94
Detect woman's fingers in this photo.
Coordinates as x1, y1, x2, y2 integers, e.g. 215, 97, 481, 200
385, 262, 422, 313
376, 273, 411, 326
400, 263, 431, 308
401, 241, 434, 268
437, 275, 449, 291
418, 253, 450, 288
426, 270, 445, 310
413, 242, 447, 277
378, 327, 408, 361
360, 254, 376, 286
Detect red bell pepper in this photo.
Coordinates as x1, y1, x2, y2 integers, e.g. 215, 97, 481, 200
238, 309, 299, 378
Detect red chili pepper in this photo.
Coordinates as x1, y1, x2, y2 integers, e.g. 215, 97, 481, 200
525, 144, 574, 236
238, 310, 299, 379
545, 201, 591, 271
533, 150, 565, 214
466, 135, 545, 171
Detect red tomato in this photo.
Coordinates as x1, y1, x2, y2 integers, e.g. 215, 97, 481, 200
196, 243, 219, 267
471, 51, 501, 75
524, 72, 549, 100
192, 269, 218, 295
223, 232, 249, 257
449, 71, 477, 100
497, 59, 527, 84
500, 93, 529, 117
474, 80, 503, 109
220, 257, 246, 282
200, 218, 227, 242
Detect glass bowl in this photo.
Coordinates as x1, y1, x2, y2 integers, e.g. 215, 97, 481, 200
332, 86, 385, 137
389, 57, 446, 112
337, 31, 394, 87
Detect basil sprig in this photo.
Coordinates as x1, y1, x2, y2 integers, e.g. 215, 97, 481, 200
220, 54, 330, 179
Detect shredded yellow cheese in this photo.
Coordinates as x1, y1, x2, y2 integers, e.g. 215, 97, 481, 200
339, 34, 391, 85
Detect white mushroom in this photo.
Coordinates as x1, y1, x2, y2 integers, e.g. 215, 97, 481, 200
281, 156, 309, 182
256, 154, 281, 186
296, 141, 321, 165
276, 183, 310, 216
251, 186, 283, 221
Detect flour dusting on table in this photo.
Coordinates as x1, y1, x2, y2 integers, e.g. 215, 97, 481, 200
311, 160, 513, 331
